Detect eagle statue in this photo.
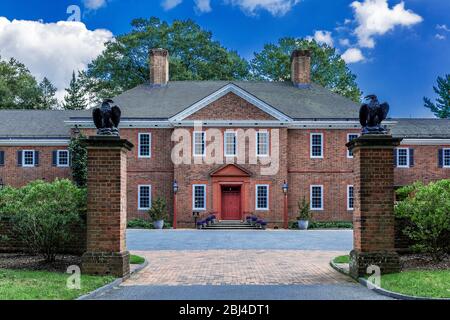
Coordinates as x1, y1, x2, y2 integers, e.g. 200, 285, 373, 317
359, 95, 389, 134
92, 99, 121, 136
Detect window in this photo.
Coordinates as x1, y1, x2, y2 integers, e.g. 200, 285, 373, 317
138, 133, 151, 158
396, 148, 409, 168
310, 133, 323, 158
138, 185, 152, 210
57, 150, 69, 167
193, 185, 206, 210
444, 149, 450, 168
310, 185, 323, 210
256, 131, 269, 156
347, 185, 354, 211
224, 132, 237, 157
193, 132, 206, 156
347, 134, 359, 158
22, 150, 35, 167
255, 185, 269, 210
0, 151, 4, 166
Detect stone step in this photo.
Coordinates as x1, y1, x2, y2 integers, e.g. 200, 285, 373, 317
201, 220, 262, 230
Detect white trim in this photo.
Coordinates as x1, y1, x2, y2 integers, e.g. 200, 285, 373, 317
256, 131, 269, 157
310, 133, 323, 159
0, 139, 69, 146
65, 120, 172, 128
138, 133, 152, 158
347, 185, 354, 211
347, 133, 359, 158
138, 185, 152, 210
310, 185, 324, 211
192, 184, 206, 211
169, 83, 292, 122
56, 150, 70, 167
443, 148, 450, 168
193, 131, 206, 157
401, 139, 450, 145
224, 131, 237, 157
255, 184, 269, 211
396, 148, 410, 168
174, 120, 288, 127
22, 150, 36, 167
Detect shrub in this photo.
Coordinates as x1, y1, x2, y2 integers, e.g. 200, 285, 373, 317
395, 180, 450, 260
147, 197, 168, 222
69, 133, 87, 187
127, 218, 153, 229
0, 179, 86, 262
297, 197, 312, 220
309, 221, 353, 229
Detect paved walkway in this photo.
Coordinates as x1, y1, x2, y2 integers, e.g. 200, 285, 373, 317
90, 229, 390, 300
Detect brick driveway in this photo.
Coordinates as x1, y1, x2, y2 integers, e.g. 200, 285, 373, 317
125, 249, 352, 286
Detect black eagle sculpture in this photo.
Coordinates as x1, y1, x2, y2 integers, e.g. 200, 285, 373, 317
359, 95, 390, 134
93, 99, 121, 136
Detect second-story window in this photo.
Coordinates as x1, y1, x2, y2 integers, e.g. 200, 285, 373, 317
310, 133, 323, 158
347, 134, 359, 158
138, 133, 151, 158
193, 131, 206, 156
256, 131, 269, 156
224, 131, 237, 157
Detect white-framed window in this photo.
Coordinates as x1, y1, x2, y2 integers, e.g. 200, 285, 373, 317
138, 185, 152, 210
310, 185, 323, 210
193, 131, 206, 156
192, 184, 206, 210
347, 185, 354, 211
347, 133, 359, 158
396, 148, 409, 168
256, 131, 269, 156
255, 184, 269, 210
224, 131, 237, 157
138, 133, 151, 158
57, 150, 69, 167
22, 150, 36, 167
310, 133, 323, 158
443, 149, 450, 168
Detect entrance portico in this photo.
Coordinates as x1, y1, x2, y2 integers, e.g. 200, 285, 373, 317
210, 164, 252, 221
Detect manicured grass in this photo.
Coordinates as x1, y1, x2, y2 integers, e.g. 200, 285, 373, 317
379, 270, 450, 299
130, 255, 145, 265
0, 269, 115, 300
333, 255, 350, 264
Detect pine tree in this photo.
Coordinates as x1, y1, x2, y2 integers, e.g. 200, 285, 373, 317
38, 77, 58, 109
63, 71, 87, 110
424, 74, 450, 118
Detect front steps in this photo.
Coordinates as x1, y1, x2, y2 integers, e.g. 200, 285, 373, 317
201, 220, 263, 230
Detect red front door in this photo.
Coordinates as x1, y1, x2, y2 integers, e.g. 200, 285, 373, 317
221, 186, 241, 220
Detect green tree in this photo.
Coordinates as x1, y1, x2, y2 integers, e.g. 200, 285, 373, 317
424, 74, 450, 118
63, 71, 87, 110
251, 38, 362, 102
39, 77, 58, 109
68, 132, 87, 187
81, 17, 250, 101
0, 56, 44, 109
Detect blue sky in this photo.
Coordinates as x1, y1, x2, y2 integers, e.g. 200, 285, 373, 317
0, 0, 449, 117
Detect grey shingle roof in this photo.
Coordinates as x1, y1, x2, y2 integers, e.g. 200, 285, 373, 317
390, 119, 450, 138
0, 110, 83, 138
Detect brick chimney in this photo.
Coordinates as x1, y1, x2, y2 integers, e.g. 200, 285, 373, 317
149, 48, 169, 86
290, 49, 311, 88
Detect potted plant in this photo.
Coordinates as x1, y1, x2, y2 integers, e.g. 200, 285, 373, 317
297, 197, 312, 230
147, 197, 168, 229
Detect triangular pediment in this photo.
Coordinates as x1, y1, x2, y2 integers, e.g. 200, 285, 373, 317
210, 164, 252, 177
169, 83, 292, 122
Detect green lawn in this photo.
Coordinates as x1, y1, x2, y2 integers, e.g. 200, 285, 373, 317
130, 255, 145, 265
333, 255, 350, 264
379, 270, 450, 299
0, 269, 115, 300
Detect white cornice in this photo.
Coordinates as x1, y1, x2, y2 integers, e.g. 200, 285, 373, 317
64, 120, 173, 128
0, 139, 69, 146
168, 83, 293, 123
401, 139, 450, 145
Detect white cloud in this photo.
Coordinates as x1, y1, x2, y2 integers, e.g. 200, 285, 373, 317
351, 0, 423, 48
162, 0, 183, 10
83, 0, 107, 10
435, 34, 446, 41
0, 18, 113, 100
344, 19, 352, 25
339, 38, 351, 46
436, 24, 450, 32
195, 0, 212, 12
341, 48, 365, 64
306, 30, 334, 47
225, 0, 301, 16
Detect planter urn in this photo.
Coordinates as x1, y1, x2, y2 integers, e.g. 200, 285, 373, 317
153, 220, 164, 229
297, 220, 309, 230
